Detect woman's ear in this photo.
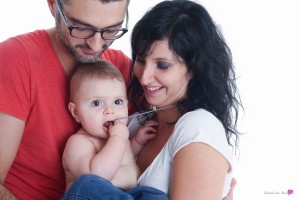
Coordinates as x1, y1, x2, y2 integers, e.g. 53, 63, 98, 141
68, 102, 80, 123
47, 0, 56, 17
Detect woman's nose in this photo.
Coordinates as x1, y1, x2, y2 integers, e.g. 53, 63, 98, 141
139, 66, 155, 85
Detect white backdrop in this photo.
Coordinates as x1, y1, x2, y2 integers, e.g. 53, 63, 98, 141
1, 1, 300, 199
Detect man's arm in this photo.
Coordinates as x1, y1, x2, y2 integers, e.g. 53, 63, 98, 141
0, 112, 25, 200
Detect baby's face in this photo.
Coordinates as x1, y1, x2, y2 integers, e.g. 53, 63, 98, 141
73, 78, 128, 138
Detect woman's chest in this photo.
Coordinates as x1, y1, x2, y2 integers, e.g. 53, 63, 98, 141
136, 128, 173, 173
136, 136, 173, 194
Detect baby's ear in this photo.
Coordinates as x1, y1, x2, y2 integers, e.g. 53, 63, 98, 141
68, 102, 80, 123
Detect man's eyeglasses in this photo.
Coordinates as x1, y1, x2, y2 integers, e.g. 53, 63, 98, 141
55, 0, 128, 40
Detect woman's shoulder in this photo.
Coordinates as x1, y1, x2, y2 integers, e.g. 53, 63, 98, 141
176, 109, 223, 130
170, 109, 228, 153
170, 109, 233, 167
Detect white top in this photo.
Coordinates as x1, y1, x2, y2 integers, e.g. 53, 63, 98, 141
128, 109, 233, 198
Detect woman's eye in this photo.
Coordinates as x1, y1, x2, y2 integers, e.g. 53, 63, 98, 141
114, 99, 123, 105
157, 61, 171, 70
91, 100, 103, 107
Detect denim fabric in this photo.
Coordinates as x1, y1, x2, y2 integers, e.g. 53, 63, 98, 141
61, 174, 169, 200
127, 186, 169, 200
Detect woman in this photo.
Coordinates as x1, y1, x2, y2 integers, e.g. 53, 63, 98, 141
127, 0, 242, 199
62, 0, 241, 199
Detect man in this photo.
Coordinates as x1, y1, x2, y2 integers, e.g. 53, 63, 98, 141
0, 0, 130, 199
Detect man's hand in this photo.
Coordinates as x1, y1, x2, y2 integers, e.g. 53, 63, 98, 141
0, 184, 18, 200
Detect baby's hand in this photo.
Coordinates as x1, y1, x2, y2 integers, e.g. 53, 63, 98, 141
134, 120, 158, 145
108, 120, 129, 140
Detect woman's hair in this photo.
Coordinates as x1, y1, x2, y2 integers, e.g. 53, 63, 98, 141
69, 60, 125, 102
128, 0, 243, 147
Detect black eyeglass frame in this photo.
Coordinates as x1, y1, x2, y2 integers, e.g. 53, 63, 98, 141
55, 0, 128, 40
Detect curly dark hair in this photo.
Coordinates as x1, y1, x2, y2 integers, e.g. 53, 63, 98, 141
128, 0, 243, 147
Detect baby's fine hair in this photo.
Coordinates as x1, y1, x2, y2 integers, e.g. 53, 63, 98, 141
69, 60, 125, 101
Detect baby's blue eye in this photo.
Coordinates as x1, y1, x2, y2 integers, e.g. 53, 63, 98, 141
115, 99, 123, 105
91, 100, 103, 107
157, 61, 170, 70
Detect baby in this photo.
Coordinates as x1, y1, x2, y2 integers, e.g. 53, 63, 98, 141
62, 61, 156, 191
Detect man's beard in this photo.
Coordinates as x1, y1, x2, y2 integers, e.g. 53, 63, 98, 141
56, 21, 110, 63
62, 41, 102, 63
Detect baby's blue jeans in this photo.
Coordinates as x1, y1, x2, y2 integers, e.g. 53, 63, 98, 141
61, 174, 169, 200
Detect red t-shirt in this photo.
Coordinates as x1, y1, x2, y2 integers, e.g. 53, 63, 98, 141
0, 30, 131, 199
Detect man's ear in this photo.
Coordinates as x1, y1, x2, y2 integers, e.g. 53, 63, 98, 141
68, 102, 80, 123
47, 0, 56, 17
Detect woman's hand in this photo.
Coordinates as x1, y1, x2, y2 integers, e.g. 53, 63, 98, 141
222, 178, 237, 200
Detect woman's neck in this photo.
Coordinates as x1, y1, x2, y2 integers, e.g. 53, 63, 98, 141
155, 105, 181, 125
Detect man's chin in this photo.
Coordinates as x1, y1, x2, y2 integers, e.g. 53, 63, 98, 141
75, 54, 101, 63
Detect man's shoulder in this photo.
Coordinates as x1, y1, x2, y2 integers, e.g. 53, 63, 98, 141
102, 48, 131, 63
2, 30, 47, 43
0, 30, 49, 53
